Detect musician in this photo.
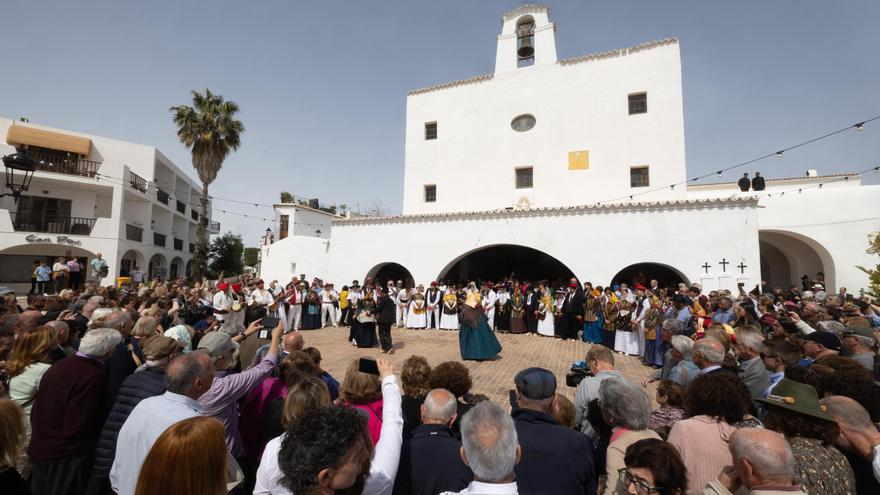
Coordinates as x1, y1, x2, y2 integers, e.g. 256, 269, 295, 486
524, 285, 539, 334
320, 283, 338, 327
212, 280, 234, 324
395, 285, 410, 328
425, 281, 442, 329
245, 279, 273, 325
482, 282, 498, 330
286, 279, 305, 331
495, 284, 511, 332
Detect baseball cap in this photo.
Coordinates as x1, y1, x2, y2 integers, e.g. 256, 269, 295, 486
514, 367, 557, 400
142, 336, 184, 360
197, 331, 239, 356
801, 332, 842, 352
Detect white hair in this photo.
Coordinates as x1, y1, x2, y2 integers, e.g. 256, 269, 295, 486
693, 338, 726, 365
730, 428, 794, 481
461, 401, 518, 482
79, 328, 122, 357
598, 377, 651, 430
737, 331, 765, 354
423, 388, 458, 423
671, 335, 694, 359
89, 308, 113, 325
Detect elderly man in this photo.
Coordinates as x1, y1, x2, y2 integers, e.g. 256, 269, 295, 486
693, 338, 733, 376
705, 428, 804, 494
110, 353, 215, 495
197, 320, 283, 458
714, 297, 736, 324
100, 311, 137, 400
820, 395, 880, 490
29, 328, 123, 495
89, 253, 108, 284
440, 401, 521, 495
760, 339, 802, 398
395, 388, 473, 495
799, 331, 841, 365
18, 309, 43, 332
735, 330, 770, 399
44, 319, 74, 360
250, 329, 304, 367
512, 367, 594, 494
574, 345, 623, 440
840, 326, 877, 371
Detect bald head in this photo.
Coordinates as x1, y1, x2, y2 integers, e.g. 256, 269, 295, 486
19, 310, 43, 332
103, 311, 133, 336
165, 352, 213, 399
44, 320, 70, 346
283, 332, 304, 353
693, 338, 726, 368
821, 395, 875, 431
729, 428, 794, 487
422, 388, 458, 425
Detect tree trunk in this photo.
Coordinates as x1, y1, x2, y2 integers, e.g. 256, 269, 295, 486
194, 182, 209, 282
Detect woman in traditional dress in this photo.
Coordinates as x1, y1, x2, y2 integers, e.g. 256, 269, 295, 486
509, 287, 526, 334
301, 290, 322, 330
537, 288, 555, 337
406, 285, 427, 329
642, 295, 666, 367
601, 288, 618, 349
439, 289, 459, 330
347, 284, 362, 345
581, 284, 604, 343
494, 285, 511, 332
614, 298, 640, 355
352, 289, 378, 348
458, 284, 502, 361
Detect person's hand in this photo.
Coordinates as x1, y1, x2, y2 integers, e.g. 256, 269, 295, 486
376, 357, 394, 380
271, 320, 284, 341
245, 320, 263, 336
717, 465, 740, 491
787, 311, 801, 323
641, 377, 654, 387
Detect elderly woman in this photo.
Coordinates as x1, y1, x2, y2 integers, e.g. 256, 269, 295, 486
622, 438, 688, 495
598, 377, 660, 495
399, 355, 432, 439
667, 372, 752, 495
668, 335, 700, 387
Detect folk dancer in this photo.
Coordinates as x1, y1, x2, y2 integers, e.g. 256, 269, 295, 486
642, 295, 666, 367
482, 283, 498, 330
509, 287, 526, 334
395, 286, 411, 328
601, 288, 618, 349
559, 282, 584, 341
245, 279, 273, 325
524, 286, 539, 334
458, 283, 502, 360
425, 281, 442, 329
352, 287, 378, 348
347, 282, 363, 344
285, 280, 305, 331
439, 289, 459, 330
320, 283, 338, 327
613, 298, 638, 355
631, 284, 650, 356
581, 284, 603, 344
406, 285, 428, 329
536, 285, 555, 337
494, 285, 511, 332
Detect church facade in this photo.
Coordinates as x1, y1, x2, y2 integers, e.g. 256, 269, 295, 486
260, 5, 879, 294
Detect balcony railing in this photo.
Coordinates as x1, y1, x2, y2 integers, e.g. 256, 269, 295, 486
128, 171, 148, 193
176, 200, 186, 214
13, 212, 95, 235
31, 150, 100, 178
153, 232, 166, 247
156, 188, 169, 205
190, 209, 198, 221
208, 220, 220, 232
173, 238, 183, 250
126, 224, 143, 242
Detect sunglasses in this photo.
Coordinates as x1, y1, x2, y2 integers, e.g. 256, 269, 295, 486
619, 468, 664, 494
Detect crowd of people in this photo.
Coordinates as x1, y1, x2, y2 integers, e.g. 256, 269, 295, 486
0, 267, 878, 495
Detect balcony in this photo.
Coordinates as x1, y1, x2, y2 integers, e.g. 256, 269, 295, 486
13, 212, 95, 235
190, 209, 198, 221
156, 188, 169, 205
173, 238, 183, 251
126, 224, 143, 242
128, 171, 148, 193
176, 200, 186, 214
208, 220, 220, 233
30, 150, 100, 178
153, 232, 166, 248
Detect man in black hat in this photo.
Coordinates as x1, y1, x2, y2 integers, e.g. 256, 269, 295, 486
800, 331, 841, 364
511, 367, 594, 494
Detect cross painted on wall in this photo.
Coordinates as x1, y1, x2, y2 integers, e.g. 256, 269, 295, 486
702, 262, 711, 274
738, 262, 748, 274
718, 258, 729, 272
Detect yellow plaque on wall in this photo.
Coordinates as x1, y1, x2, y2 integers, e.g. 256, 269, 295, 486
568, 150, 589, 170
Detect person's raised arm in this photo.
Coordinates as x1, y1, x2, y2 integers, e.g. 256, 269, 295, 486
266, 320, 283, 358
365, 357, 403, 494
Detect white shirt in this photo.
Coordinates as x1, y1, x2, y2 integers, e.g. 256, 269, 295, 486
321, 290, 337, 304
213, 291, 232, 321
248, 288, 274, 306
440, 481, 519, 494
253, 375, 403, 495
483, 290, 497, 310
53, 262, 69, 273
110, 392, 202, 495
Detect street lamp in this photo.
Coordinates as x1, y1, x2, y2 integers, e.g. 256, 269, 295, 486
2, 152, 36, 203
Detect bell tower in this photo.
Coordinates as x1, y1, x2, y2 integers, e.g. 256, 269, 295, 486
495, 5, 557, 74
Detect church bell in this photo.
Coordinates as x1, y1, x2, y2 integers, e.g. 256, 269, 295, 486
517, 36, 534, 59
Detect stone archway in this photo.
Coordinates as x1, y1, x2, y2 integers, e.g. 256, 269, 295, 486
610, 262, 689, 292
759, 230, 834, 291
148, 253, 168, 281
120, 249, 145, 278
169, 257, 184, 280
366, 262, 415, 289
437, 244, 577, 286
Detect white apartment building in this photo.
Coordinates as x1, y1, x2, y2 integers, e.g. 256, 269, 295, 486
0, 116, 220, 286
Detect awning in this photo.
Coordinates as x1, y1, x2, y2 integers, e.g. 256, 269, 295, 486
6, 123, 92, 156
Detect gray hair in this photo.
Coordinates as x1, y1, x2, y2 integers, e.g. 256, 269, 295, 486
79, 328, 122, 357
103, 311, 132, 331
737, 331, 765, 354
423, 388, 458, 423
729, 428, 794, 481
460, 401, 519, 482
662, 319, 685, 335
693, 338, 726, 365
598, 377, 651, 430
817, 320, 845, 338
670, 335, 694, 359
89, 308, 113, 326
820, 395, 875, 431
165, 352, 210, 394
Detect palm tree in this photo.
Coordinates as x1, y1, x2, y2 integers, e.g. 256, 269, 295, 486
170, 89, 244, 281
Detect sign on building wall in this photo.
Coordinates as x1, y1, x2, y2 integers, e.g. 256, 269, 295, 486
568, 150, 589, 170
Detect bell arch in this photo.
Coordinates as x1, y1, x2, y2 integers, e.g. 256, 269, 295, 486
759, 230, 834, 290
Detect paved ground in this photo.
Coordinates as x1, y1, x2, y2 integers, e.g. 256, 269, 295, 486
299, 326, 657, 405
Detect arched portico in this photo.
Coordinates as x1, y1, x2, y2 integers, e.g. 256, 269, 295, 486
120, 249, 145, 277
437, 244, 577, 285
759, 230, 835, 290
0, 244, 95, 284
366, 262, 415, 288
148, 253, 168, 281
610, 262, 689, 291
170, 256, 184, 280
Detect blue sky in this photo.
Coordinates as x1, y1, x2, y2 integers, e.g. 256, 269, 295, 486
2, 1, 878, 245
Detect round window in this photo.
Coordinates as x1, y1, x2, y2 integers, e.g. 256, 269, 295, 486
511, 114, 536, 132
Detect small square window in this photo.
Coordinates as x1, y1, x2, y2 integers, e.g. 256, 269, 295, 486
628, 92, 647, 115
425, 122, 437, 140
516, 167, 533, 189
630, 166, 650, 188
424, 185, 437, 203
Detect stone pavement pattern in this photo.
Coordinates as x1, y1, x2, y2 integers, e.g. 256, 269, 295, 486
300, 326, 657, 405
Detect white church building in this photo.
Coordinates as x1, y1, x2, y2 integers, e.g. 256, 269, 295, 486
260, 5, 879, 294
